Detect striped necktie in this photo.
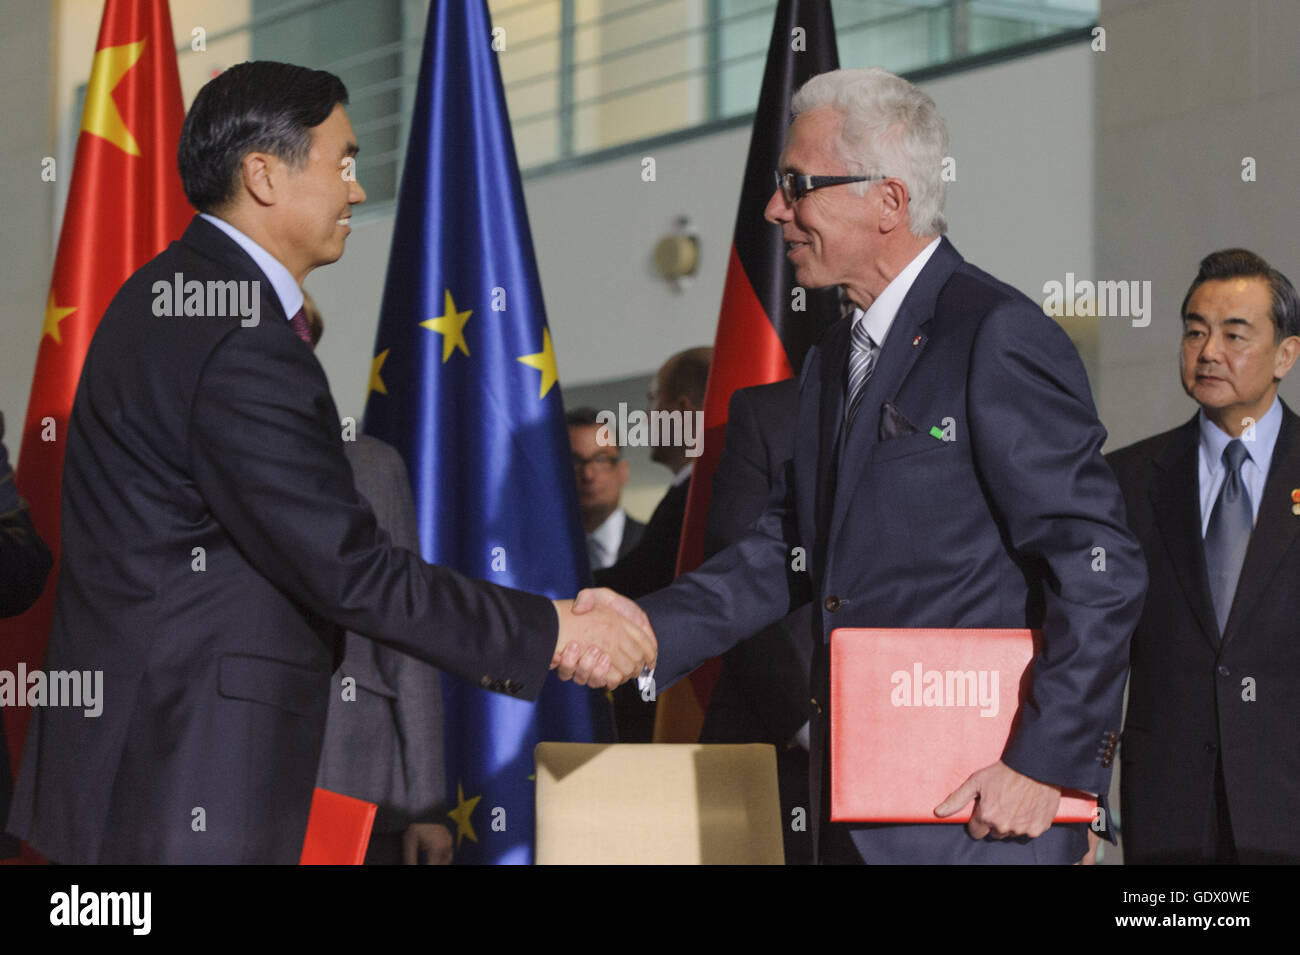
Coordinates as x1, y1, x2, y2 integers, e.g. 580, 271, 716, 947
845, 315, 877, 427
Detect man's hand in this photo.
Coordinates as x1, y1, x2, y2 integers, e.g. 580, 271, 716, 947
402, 822, 453, 865
934, 760, 1061, 840
550, 591, 656, 690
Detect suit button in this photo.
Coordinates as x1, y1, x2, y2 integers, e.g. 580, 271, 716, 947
1204, 742, 1217, 753
479, 675, 492, 689
824, 596, 841, 612
1217, 664, 1230, 676
810, 697, 823, 714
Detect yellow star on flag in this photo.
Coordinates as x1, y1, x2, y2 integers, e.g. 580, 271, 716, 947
81, 39, 147, 156
446, 781, 482, 850
420, 290, 471, 362
368, 348, 389, 396
42, 294, 77, 345
517, 327, 559, 399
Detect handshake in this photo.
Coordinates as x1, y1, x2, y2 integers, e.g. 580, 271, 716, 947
549, 588, 657, 689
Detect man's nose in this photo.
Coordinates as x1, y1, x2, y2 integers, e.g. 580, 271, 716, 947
349, 178, 367, 204
1200, 332, 1225, 362
764, 188, 791, 224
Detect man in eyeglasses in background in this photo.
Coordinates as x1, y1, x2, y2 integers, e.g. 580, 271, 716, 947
580, 66, 1146, 864
568, 407, 645, 573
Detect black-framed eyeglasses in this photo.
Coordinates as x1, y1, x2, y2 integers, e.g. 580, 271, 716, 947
774, 170, 890, 204
572, 452, 621, 473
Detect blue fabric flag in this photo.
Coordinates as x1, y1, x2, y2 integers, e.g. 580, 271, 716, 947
362, 0, 608, 865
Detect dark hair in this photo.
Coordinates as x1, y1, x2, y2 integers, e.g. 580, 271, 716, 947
661, 347, 713, 408
1180, 248, 1300, 342
179, 61, 349, 213
566, 407, 602, 428
567, 406, 622, 451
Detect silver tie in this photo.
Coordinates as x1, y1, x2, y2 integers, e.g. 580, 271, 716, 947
845, 316, 877, 427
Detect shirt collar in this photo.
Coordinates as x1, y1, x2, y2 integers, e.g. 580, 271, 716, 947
1198, 394, 1282, 474
672, 462, 694, 486
853, 236, 942, 347
589, 507, 627, 556
199, 213, 304, 321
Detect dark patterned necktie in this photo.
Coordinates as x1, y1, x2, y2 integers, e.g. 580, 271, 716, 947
289, 306, 311, 345
1204, 438, 1253, 635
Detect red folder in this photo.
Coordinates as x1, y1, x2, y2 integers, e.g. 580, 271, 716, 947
829, 628, 1097, 823
298, 787, 378, 865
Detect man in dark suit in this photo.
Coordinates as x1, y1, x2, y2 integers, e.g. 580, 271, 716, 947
576, 67, 1145, 863
567, 407, 644, 571
1108, 249, 1300, 864
698, 378, 814, 865
6, 62, 652, 864
595, 347, 709, 741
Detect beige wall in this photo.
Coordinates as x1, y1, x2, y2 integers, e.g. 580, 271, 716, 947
1096, 0, 1300, 450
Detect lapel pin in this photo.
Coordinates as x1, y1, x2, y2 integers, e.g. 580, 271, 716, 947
1291, 488, 1300, 504
912, 335, 922, 346
1293, 503, 1300, 516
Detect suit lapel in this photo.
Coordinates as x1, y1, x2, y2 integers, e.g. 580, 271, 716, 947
1150, 416, 1220, 649
814, 317, 850, 544
180, 215, 290, 324
826, 238, 959, 546
1223, 405, 1300, 643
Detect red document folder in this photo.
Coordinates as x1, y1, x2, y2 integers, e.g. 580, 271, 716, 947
298, 788, 378, 865
829, 628, 1097, 823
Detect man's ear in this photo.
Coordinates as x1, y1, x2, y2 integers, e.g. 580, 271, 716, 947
1272, 334, 1300, 382
877, 178, 910, 233
239, 151, 281, 207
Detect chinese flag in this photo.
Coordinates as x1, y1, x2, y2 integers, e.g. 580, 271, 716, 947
654, 0, 840, 743
0, 0, 191, 862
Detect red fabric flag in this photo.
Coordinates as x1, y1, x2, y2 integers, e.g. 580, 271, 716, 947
654, 0, 841, 743
0, 0, 191, 862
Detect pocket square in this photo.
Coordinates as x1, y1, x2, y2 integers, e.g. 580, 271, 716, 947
879, 402, 920, 441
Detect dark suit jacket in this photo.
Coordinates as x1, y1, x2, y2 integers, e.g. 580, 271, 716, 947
640, 237, 1146, 863
316, 435, 446, 853
7, 216, 556, 864
615, 513, 645, 562
1108, 405, 1300, 863
594, 479, 688, 599
700, 379, 811, 750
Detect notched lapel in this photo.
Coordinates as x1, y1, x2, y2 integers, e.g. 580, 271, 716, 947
1222, 406, 1300, 643
1149, 419, 1220, 648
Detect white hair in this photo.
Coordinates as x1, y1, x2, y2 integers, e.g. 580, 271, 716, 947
791, 67, 948, 237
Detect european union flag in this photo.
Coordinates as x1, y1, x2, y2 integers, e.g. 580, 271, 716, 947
362, 0, 608, 865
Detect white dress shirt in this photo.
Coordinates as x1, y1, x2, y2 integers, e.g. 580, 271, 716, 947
849, 235, 942, 352
586, 507, 628, 571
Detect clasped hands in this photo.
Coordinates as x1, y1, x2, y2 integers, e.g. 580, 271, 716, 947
550, 587, 656, 690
